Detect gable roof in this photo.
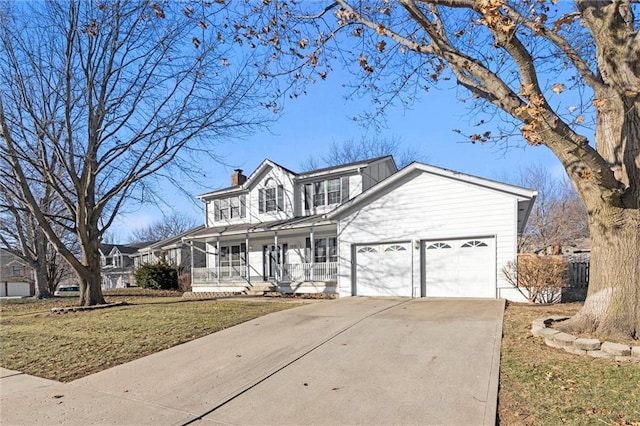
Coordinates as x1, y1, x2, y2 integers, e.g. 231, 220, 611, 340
134, 225, 206, 254
297, 155, 396, 177
197, 159, 295, 200
197, 156, 397, 199
100, 243, 140, 256
327, 162, 537, 233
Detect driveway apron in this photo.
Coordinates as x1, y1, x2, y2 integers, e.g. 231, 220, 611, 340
0, 297, 504, 425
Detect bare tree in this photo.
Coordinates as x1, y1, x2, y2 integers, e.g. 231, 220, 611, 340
129, 213, 200, 244
300, 136, 427, 171
0, 1, 269, 305
513, 164, 589, 253
245, 1, 640, 339
0, 160, 75, 298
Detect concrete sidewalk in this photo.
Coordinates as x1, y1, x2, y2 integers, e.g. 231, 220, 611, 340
1, 297, 504, 425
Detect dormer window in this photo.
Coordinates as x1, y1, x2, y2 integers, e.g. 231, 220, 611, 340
259, 179, 284, 213
305, 177, 349, 210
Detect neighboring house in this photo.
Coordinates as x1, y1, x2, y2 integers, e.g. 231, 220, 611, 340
132, 226, 206, 274
100, 244, 139, 289
0, 248, 34, 297
182, 157, 537, 302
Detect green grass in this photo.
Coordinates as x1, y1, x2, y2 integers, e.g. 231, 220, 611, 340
499, 302, 640, 425
0, 293, 298, 382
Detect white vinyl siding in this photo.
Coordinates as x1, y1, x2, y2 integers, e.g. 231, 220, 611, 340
337, 171, 521, 299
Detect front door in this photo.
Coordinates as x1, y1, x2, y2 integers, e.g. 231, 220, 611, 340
263, 244, 283, 281
262, 244, 287, 281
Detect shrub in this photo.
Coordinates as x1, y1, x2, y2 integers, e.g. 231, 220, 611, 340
503, 254, 568, 303
177, 273, 192, 293
133, 260, 178, 290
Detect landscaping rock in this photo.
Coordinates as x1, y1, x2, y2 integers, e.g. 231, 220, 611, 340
614, 356, 638, 363
632, 347, 640, 359
552, 332, 577, 347
574, 338, 601, 351
565, 347, 587, 356
587, 350, 613, 359
532, 318, 547, 328
601, 342, 631, 356
539, 328, 561, 338
531, 325, 546, 337
545, 337, 565, 349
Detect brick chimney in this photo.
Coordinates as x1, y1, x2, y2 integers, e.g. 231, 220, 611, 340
231, 169, 246, 186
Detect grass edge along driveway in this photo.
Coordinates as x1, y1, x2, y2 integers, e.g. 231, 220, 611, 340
1, 296, 299, 382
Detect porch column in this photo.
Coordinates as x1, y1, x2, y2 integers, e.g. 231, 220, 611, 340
245, 234, 250, 283
310, 228, 314, 282
190, 241, 194, 285
216, 238, 220, 284
273, 232, 279, 281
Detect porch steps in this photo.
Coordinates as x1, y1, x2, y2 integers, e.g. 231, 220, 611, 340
243, 283, 277, 296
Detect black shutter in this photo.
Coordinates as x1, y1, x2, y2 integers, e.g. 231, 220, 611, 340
304, 184, 313, 211
277, 185, 284, 211
258, 189, 264, 213
240, 194, 246, 218
341, 177, 350, 203
214, 200, 221, 221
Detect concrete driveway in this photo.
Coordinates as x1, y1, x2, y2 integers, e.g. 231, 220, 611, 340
1, 297, 504, 425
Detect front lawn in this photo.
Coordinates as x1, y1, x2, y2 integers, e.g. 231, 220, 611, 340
0, 293, 298, 382
499, 302, 640, 425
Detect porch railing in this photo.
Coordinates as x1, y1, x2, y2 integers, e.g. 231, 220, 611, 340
192, 266, 247, 283
192, 262, 337, 284
283, 262, 338, 282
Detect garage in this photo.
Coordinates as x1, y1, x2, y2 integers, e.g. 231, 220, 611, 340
330, 162, 537, 302
354, 242, 413, 297
423, 237, 495, 298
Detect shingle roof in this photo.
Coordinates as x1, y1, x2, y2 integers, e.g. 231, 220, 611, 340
182, 215, 332, 240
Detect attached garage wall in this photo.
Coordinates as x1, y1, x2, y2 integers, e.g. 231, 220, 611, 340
0, 281, 33, 297
353, 242, 414, 297
337, 171, 527, 301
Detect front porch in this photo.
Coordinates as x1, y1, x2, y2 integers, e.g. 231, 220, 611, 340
191, 262, 338, 295
184, 219, 339, 296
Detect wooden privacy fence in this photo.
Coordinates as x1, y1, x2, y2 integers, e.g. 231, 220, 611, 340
566, 262, 589, 288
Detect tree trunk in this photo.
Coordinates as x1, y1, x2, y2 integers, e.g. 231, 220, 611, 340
78, 229, 106, 306
32, 232, 52, 299
32, 262, 51, 299
79, 254, 106, 306
558, 206, 640, 340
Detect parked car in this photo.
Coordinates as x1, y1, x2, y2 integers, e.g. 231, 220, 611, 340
54, 285, 80, 297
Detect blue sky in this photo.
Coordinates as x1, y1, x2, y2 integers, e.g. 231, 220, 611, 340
110, 67, 564, 240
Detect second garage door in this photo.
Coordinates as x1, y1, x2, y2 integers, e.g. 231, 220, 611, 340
423, 237, 495, 298
355, 242, 413, 297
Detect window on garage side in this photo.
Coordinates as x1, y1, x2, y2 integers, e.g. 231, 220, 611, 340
426, 242, 451, 249
461, 240, 488, 248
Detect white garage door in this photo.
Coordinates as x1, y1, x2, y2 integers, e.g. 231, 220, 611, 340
355, 242, 413, 297
423, 237, 495, 298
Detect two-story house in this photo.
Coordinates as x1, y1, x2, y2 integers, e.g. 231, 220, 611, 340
183, 157, 397, 295
100, 244, 139, 289
183, 156, 537, 302
0, 248, 35, 297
